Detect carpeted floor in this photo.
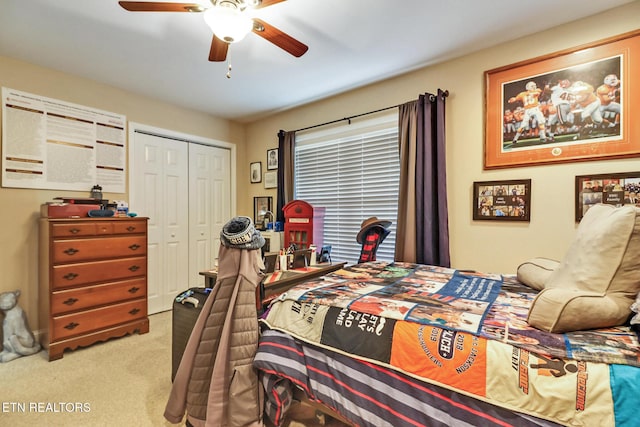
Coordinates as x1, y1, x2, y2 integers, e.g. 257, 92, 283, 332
1, 311, 349, 427
2, 310, 176, 426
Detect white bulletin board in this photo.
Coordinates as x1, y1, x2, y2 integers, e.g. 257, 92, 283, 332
2, 87, 127, 193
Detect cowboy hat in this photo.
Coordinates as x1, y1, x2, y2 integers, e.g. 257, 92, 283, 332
356, 216, 392, 243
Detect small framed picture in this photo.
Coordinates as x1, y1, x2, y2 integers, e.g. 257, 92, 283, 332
267, 148, 278, 170
473, 179, 531, 221
254, 196, 273, 230
574, 172, 640, 222
264, 171, 277, 189
250, 162, 262, 183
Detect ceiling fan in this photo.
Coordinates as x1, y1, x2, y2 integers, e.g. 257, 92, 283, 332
118, 0, 308, 62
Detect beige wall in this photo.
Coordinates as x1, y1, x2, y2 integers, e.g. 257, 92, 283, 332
0, 56, 245, 323
243, 2, 640, 274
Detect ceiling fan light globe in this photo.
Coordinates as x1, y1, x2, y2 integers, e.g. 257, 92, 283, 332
244, 0, 261, 8
193, 0, 212, 9
204, 7, 253, 43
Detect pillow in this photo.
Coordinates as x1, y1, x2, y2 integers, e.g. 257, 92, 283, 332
516, 257, 560, 291
527, 204, 640, 333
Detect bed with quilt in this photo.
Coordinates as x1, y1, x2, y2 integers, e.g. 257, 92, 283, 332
253, 204, 640, 427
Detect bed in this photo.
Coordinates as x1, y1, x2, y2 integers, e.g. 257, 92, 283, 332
253, 204, 640, 427
253, 259, 640, 427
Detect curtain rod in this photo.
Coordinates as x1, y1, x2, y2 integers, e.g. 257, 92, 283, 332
287, 90, 449, 134
291, 104, 399, 133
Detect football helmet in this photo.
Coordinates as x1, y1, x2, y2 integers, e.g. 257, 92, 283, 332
569, 81, 590, 102
603, 74, 619, 86
525, 81, 537, 91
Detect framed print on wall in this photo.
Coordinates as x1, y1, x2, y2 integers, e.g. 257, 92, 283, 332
574, 172, 640, 222
484, 29, 640, 169
264, 171, 277, 189
267, 148, 278, 170
250, 162, 262, 183
254, 196, 273, 230
473, 179, 531, 221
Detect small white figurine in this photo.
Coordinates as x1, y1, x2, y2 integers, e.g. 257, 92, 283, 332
0, 290, 41, 362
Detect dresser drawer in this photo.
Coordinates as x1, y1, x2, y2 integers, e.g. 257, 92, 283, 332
52, 256, 147, 290
112, 221, 145, 235
51, 220, 146, 237
52, 222, 98, 238
51, 278, 147, 315
52, 236, 146, 263
95, 222, 115, 235
51, 299, 147, 341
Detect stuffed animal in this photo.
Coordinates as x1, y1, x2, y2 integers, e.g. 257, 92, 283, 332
0, 290, 41, 362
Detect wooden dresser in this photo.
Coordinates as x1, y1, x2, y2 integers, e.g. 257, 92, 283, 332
39, 217, 149, 361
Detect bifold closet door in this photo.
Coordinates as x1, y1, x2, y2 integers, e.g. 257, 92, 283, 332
188, 143, 231, 287
131, 131, 189, 314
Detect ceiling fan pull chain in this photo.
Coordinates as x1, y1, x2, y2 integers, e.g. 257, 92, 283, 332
226, 48, 233, 79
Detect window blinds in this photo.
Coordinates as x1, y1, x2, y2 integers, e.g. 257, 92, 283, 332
294, 112, 399, 264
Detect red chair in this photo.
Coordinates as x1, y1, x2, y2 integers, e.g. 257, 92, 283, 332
356, 217, 391, 264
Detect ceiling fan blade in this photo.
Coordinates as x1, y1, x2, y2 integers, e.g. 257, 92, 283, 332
209, 35, 229, 62
252, 18, 308, 58
254, 0, 287, 9
118, 1, 206, 12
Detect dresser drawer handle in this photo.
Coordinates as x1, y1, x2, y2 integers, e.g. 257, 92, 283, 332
129, 308, 140, 316
63, 298, 79, 306
63, 273, 79, 281
69, 228, 81, 234
64, 322, 80, 330
63, 248, 79, 256
127, 226, 136, 232
128, 286, 140, 294
128, 244, 141, 251
129, 265, 140, 272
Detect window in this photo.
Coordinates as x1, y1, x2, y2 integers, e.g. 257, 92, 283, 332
294, 112, 399, 264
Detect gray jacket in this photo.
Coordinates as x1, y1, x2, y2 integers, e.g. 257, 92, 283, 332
165, 245, 265, 426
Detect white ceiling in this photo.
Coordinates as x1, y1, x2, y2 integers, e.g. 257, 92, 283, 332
0, 0, 634, 123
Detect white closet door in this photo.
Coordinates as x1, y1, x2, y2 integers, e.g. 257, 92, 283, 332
188, 143, 231, 287
131, 132, 189, 314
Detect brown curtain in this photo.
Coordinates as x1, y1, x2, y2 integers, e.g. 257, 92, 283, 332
395, 90, 450, 267
276, 130, 296, 223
